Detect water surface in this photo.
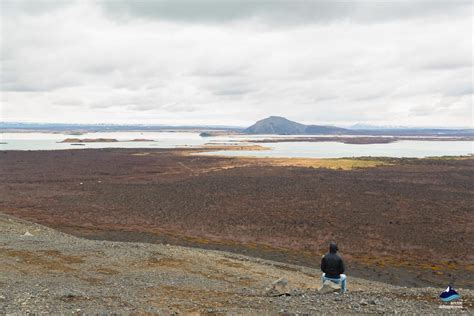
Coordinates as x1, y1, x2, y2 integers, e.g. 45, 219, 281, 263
1, 132, 472, 158
0, 132, 206, 150
201, 140, 473, 158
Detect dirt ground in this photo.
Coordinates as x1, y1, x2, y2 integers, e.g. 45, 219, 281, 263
0, 148, 472, 288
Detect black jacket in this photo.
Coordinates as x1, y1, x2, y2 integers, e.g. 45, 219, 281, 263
321, 251, 345, 278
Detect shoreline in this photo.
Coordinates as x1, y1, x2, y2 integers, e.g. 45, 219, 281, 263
240, 136, 474, 145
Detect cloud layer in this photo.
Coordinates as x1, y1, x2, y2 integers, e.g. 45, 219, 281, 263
1, 0, 472, 127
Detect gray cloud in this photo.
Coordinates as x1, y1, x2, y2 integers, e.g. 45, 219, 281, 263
447, 84, 474, 97
1, 0, 472, 127
214, 87, 256, 97
98, 0, 471, 25
419, 61, 472, 71
5, 0, 471, 24
0, 0, 74, 15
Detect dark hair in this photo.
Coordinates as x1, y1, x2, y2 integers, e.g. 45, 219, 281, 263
329, 242, 338, 253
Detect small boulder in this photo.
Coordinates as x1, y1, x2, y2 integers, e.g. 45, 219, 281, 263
318, 280, 341, 294
23, 231, 33, 237
266, 277, 291, 296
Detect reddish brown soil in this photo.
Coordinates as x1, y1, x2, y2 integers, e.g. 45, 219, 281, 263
0, 149, 472, 288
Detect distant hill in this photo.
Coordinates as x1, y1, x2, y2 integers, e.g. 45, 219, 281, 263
2, 120, 472, 137
244, 116, 474, 136
244, 116, 347, 135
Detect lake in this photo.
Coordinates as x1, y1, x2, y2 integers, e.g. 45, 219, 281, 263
1, 132, 472, 158
0, 132, 206, 151
201, 140, 473, 158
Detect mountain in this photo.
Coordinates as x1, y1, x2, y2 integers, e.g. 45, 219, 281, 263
244, 116, 474, 136
244, 116, 306, 134
244, 116, 347, 135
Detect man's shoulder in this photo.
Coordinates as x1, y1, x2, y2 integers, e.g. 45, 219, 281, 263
325, 252, 343, 260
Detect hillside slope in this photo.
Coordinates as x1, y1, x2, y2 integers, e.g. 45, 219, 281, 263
244, 116, 347, 135
1, 212, 471, 314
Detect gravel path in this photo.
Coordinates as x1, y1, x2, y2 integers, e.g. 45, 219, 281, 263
1, 212, 471, 314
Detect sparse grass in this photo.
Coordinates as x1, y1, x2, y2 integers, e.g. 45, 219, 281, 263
145, 256, 188, 268
425, 155, 474, 160
352, 253, 474, 273
216, 258, 246, 269
146, 284, 243, 309
59, 294, 91, 302
262, 157, 390, 170
40, 250, 85, 264
77, 276, 103, 285
95, 267, 120, 275
1, 247, 85, 273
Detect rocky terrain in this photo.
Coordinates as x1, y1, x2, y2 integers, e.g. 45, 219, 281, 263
1, 212, 471, 314
0, 149, 473, 290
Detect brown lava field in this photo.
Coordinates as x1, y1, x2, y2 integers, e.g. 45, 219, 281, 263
0, 148, 473, 288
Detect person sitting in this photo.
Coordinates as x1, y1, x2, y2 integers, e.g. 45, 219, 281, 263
321, 242, 346, 293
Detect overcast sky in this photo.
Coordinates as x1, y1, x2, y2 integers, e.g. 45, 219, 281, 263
1, 0, 472, 127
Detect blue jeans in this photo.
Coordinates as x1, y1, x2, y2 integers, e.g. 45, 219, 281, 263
322, 273, 346, 293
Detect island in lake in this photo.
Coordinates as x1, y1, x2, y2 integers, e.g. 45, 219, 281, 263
59, 138, 155, 143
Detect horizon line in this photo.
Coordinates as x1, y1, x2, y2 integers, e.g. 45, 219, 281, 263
1, 120, 473, 130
